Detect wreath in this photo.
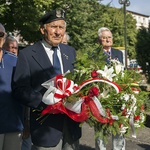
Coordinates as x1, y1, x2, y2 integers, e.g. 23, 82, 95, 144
39, 48, 148, 141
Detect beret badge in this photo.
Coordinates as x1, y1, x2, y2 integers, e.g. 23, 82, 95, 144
39, 9, 66, 24
56, 10, 65, 18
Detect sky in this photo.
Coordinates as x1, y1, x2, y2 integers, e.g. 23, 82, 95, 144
100, 0, 150, 16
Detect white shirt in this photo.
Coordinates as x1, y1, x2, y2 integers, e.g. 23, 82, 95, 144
103, 48, 111, 58
41, 39, 64, 74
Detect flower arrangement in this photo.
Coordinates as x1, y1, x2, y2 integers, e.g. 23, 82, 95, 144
40, 48, 148, 142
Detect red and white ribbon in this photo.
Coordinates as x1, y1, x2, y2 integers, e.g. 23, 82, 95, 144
42, 75, 78, 105
41, 75, 121, 123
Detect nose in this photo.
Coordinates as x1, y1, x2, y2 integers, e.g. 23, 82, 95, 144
55, 27, 61, 35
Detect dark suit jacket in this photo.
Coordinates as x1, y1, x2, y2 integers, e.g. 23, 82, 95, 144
12, 41, 81, 147
111, 48, 123, 63
104, 48, 123, 64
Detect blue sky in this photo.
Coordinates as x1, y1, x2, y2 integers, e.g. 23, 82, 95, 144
101, 0, 150, 16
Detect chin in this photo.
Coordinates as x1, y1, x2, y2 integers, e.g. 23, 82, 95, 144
53, 40, 61, 45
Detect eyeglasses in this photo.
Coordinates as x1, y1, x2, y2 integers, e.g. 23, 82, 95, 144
0, 32, 5, 37
9, 46, 18, 50
101, 36, 112, 40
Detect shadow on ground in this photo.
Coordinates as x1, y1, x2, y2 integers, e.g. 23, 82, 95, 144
80, 145, 95, 150
145, 114, 150, 128
138, 144, 150, 150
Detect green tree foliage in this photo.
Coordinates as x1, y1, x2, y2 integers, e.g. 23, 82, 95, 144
114, 9, 137, 58
54, 0, 137, 58
0, 1, 9, 17
0, 0, 55, 43
0, 0, 137, 59
125, 12, 137, 58
64, 0, 105, 52
136, 26, 150, 82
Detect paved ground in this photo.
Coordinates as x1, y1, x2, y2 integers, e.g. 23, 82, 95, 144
79, 116, 150, 150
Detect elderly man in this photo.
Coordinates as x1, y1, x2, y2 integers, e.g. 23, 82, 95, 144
3, 35, 18, 56
12, 10, 81, 150
95, 27, 124, 150
61, 32, 70, 44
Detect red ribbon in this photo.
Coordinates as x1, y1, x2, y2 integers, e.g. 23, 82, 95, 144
41, 75, 121, 124
42, 100, 89, 122
85, 97, 109, 123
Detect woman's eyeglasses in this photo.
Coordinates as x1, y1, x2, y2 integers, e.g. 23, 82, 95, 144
0, 32, 5, 37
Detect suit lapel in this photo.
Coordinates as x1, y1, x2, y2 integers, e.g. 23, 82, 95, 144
111, 48, 118, 60
59, 44, 70, 73
31, 41, 53, 77
31, 43, 74, 78
111, 48, 115, 58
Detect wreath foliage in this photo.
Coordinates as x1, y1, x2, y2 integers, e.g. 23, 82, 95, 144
65, 47, 148, 140
41, 47, 149, 142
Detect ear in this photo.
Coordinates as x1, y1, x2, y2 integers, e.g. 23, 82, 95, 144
99, 41, 102, 44
40, 26, 45, 35
97, 38, 101, 44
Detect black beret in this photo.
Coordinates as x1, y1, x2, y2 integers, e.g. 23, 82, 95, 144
39, 9, 66, 24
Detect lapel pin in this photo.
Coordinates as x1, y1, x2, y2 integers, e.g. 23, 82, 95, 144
63, 53, 68, 59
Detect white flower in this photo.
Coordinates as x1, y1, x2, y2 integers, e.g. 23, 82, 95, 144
100, 88, 110, 98
140, 113, 145, 123
120, 126, 128, 134
111, 59, 120, 64
121, 104, 126, 110
121, 72, 125, 78
114, 62, 123, 75
134, 123, 140, 128
133, 106, 137, 113
97, 65, 116, 81
131, 94, 136, 100
121, 93, 130, 101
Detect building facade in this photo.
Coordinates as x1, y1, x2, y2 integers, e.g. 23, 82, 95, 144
128, 10, 150, 29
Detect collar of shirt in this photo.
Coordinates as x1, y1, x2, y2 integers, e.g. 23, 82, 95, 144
41, 39, 64, 74
103, 48, 111, 53
42, 39, 53, 49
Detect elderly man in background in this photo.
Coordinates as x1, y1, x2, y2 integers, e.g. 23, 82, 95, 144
61, 32, 70, 45
95, 27, 124, 150
3, 35, 18, 56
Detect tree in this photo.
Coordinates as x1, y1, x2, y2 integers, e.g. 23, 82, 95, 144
1, 0, 55, 43
0, 0, 137, 59
63, 0, 106, 52
113, 8, 137, 58
0, 1, 10, 17
53, 0, 137, 57
136, 26, 150, 82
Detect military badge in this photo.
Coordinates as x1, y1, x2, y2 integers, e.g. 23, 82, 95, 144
56, 10, 62, 18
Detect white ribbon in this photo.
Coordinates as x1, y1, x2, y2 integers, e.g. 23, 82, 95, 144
42, 77, 77, 105
92, 96, 106, 117
129, 114, 136, 138
65, 98, 84, 113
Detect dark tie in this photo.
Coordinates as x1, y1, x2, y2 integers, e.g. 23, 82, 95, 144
52, 46, 61, 75
106, 51, 111, 61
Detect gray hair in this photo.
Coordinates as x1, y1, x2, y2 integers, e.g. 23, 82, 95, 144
61, 32, 70, 44
97, 27, 112, 38
3, 35, 18, 48
64, 32, 70, 41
